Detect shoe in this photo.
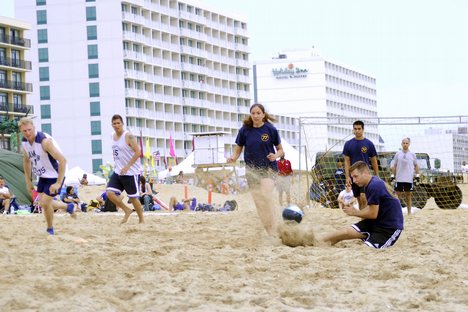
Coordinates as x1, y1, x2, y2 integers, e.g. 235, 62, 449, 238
46, 227, 54, 235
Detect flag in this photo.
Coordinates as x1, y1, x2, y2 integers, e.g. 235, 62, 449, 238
192, 136, 195, 152
139, 130, 143, 159
144, 138, 151, 159
154, 150, 161, 161
151, 155, 157, 176
169, 135, 176, 158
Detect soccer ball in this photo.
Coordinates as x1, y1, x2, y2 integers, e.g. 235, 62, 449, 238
282, 204, 304, 223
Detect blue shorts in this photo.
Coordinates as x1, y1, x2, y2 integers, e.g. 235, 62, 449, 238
352, 219, 402, 249
37, 177, 65, 197
106, 173, 140, 198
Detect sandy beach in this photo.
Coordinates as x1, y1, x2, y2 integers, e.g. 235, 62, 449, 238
0, 183, 467, 311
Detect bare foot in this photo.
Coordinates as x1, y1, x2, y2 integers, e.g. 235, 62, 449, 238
120, 208, 134, 224
70, 212, 77, 219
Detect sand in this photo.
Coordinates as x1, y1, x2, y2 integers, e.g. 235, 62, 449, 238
0, 183, 467, 311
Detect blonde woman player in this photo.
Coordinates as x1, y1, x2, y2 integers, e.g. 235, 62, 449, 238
227, 103, 284, 236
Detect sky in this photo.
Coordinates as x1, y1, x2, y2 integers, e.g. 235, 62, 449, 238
2, 0, 467, 118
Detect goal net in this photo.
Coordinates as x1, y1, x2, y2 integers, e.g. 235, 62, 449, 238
299, 116, 468, 210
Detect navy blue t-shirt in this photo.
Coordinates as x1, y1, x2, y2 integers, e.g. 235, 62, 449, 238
343, 138, 377, 166
235, 122, 280, 171
365, 176, 404, 230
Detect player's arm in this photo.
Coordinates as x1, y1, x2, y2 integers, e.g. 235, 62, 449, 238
370, 156, 379, 176
43, 138, 67, 193
121, 132, 141, 174
227, 145, 243, 163
343, 203, 378, 219
268, 143, 284, 162
344, 155, 351, 186
22, 149, 34, 193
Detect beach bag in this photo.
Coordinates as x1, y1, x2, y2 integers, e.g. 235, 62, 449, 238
220, 200, 237, 212
101, 198, 117, 212
195, 203, 214, 212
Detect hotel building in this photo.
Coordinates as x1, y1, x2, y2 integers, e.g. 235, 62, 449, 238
15, 0, 266, 173
0, 16, 32, 151
253, 49, 380, 160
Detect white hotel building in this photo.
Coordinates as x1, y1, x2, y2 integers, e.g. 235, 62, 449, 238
254, 49, 380, 159
15, 0, 284, 173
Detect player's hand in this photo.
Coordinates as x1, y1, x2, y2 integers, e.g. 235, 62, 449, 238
342, 204, 356, 216
390, 174, 395, 183
413, 175, 420, 186
49, 182, 60, 196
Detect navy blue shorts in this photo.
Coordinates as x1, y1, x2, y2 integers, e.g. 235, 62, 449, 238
352, 219, 402, 249
106, 173, 140, 198
37, 177, 64, 197
394, 182, 413, 192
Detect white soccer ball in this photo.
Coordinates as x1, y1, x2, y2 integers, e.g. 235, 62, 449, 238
282, 204, 304, 223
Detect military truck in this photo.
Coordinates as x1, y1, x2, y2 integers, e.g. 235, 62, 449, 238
310, 151, 464, 209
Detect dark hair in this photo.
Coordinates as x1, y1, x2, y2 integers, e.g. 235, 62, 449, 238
140, 175, 146, 191
112, 114, 124, 123
66, 186, 74, 194
349, 160, 369, 173
353, 120, 364, 129
243, 103, 277, 127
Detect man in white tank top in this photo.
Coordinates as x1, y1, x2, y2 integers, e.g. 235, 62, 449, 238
19, 117, 76, 235
106, 114, 144, 224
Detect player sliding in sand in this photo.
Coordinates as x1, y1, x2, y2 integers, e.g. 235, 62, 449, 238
228, 103, 285, 236
321, 161, 404, 248
106, 114, 144, 224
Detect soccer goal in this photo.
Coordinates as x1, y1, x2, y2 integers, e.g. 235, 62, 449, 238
299, 116, 468, 210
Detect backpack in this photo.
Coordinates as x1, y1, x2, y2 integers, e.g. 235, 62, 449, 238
101, 198, 117, 212
220, 200, 238, 212
195, 203, 215, 212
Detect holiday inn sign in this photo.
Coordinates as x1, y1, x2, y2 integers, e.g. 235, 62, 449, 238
272, 63, 308, 79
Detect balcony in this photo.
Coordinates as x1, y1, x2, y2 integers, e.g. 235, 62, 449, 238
0, 57, 32, 70
0, 34, 31, 48
0, 80, 33, 92
0, 102, 34, 114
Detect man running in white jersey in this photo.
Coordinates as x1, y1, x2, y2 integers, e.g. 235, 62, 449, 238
19, 117, 76, 235
106, 114, 144, 224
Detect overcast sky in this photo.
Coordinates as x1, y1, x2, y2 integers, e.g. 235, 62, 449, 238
2, 0, 467, 117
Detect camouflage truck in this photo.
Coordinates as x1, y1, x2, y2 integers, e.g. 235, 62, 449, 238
310, 151, 464, 209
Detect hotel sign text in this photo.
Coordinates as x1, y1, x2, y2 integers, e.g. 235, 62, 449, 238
272, 64, 308, 79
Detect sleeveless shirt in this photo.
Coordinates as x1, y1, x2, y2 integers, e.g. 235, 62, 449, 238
111, 130, 141, 175
21, 131, 61, 178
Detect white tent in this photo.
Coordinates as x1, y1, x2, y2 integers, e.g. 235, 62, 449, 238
158, 152, 197, 179
280, 139, 312, 171
64, 166, 106, 186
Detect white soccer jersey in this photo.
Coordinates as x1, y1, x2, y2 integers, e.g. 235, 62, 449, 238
21, 131, 62, 178
111, 130, 141, 176
393, 151, 417, 183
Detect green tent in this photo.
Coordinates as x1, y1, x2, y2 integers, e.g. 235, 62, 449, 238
0, 148, 31, 205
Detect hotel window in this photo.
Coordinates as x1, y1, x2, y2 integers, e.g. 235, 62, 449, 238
40, 104, 51, 119
39, 67, 49, 81
87, 44, 98, 59
38, 48, 49, 62
36, 0, 46, 5
37, 29, 48, 43
89, 82, 100, 97
87, 25, 97, 40
40, 86, 50, 100
86, 7, 97, 21
37, 10, 47, 25
131, 6, 138, 14
90, 120, 101, 135
41, 123, 52, 135
90, 101, 100, 116
87, 0, 96, 2
92, 159, 102, 173
88, 63, 99, 78
91, 139, 102, 154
